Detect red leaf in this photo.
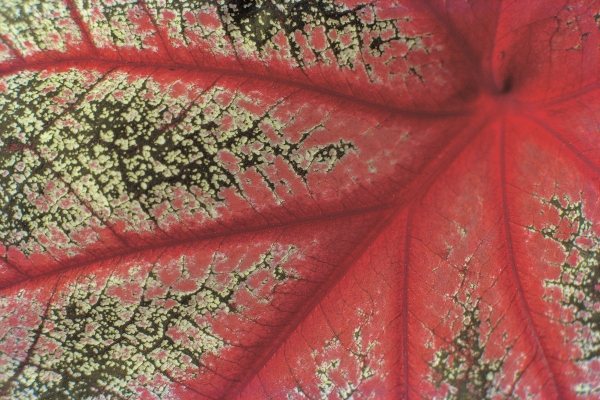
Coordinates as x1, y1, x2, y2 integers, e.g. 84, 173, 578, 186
0, 0, 598, 398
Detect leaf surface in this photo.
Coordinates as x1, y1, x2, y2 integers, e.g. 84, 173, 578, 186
0, 0, 598, 399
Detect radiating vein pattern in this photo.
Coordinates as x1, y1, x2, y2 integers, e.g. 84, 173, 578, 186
0, 0, 598, 399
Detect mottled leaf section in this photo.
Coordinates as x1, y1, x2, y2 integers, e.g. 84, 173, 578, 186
0, 40, 16, 64
429, 293, 509, 399
407, 130, 554, 399
241, 211, 405, 399
146, 0, 420, 71
0, 69, 110, 261
0, 212, 382, 399
69, 0, 468, 108
0, 1, 597, 399
533, 197, 599, 362
0, 284, 55, 388
505, 117, 600, 396
0, 66, 458, 284
0, 0, 84, 57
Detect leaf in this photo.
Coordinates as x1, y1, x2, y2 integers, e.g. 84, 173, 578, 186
0, 0, 598, 399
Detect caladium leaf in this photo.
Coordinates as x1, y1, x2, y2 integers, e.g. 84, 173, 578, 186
0, 0, 598, 398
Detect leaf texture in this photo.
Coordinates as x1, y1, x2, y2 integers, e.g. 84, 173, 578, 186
0, 0, 598, 399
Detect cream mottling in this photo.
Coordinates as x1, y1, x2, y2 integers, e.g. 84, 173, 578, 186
0, 244, 299, 398
74, 0, 157, 51
429, 291, 509, 399
0, 69, 353, 258
0, 0, 82, 56
305, 315, 382, 399
532, 196, 599, 375
74, 0, 427, 79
